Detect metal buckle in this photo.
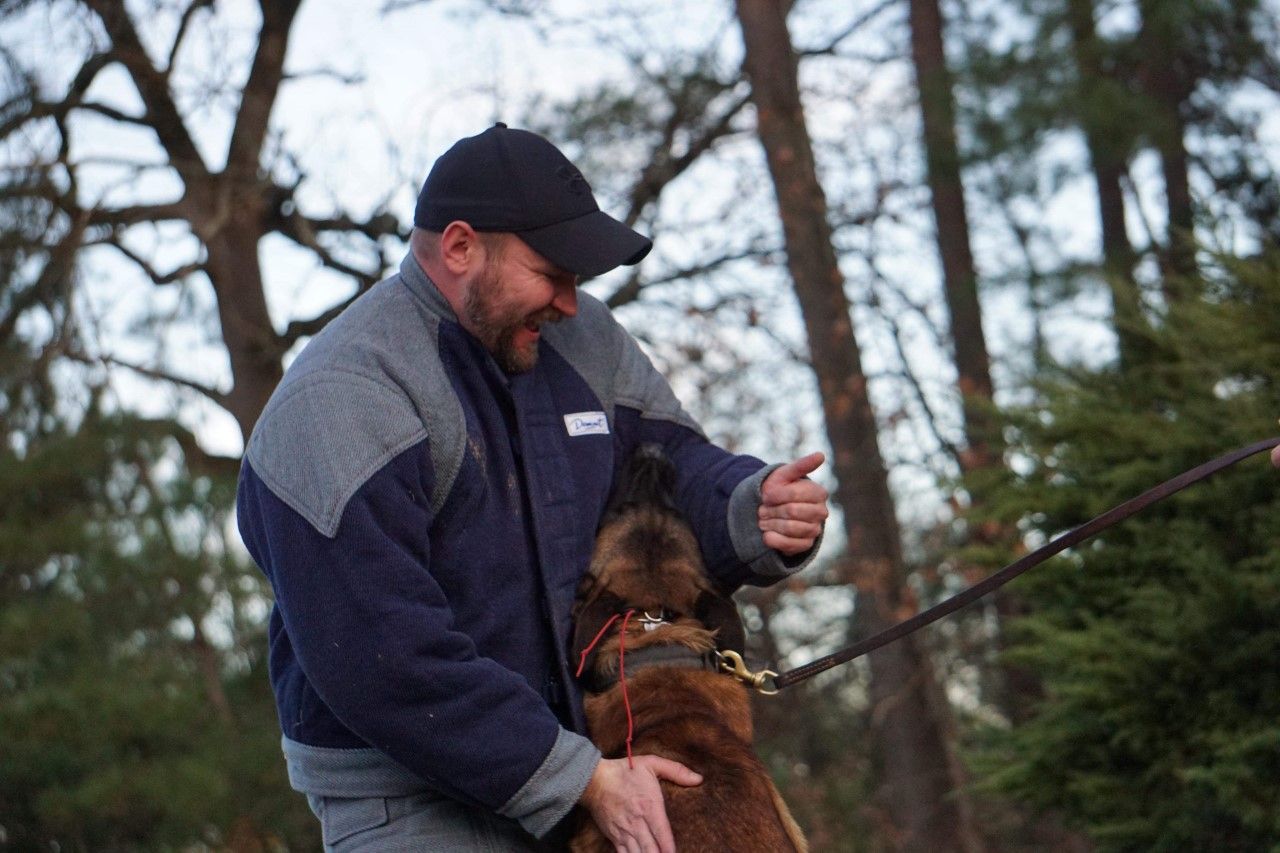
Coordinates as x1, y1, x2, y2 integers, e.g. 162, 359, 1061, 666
636, 610, 668, 632
716, 650, 778, 695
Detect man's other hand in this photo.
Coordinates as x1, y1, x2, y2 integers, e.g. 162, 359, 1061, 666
579, 755, 702, 853
759, 452, 829, 556
1272, 442, 1280, 468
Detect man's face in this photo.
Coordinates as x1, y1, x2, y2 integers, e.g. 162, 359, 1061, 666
460, 235, 579, 373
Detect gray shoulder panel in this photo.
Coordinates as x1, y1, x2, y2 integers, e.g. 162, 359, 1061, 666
246, 270, 466, 538
544, 292, 703, 435
246, 370, 427, 537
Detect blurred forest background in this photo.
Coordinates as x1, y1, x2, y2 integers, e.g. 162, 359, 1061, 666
2, 0, 1279, 849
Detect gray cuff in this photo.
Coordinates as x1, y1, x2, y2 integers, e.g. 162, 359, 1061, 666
728, 464, 823, 579
498, 727, 601, 838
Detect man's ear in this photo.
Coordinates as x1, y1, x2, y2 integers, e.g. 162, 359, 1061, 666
571, 590, 627, 679
439, 220, 481, 275
694, 590, 746, 655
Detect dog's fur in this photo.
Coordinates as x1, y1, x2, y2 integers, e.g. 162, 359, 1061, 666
570, 448, 807, 853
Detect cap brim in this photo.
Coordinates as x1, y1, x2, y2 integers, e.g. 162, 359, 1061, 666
515, 210, 652, 278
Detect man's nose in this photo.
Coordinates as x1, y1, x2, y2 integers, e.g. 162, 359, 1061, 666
551, 278, 578, 318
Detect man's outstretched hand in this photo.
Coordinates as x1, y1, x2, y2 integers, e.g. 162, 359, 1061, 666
758, 451, 829, 556
580, 755, 702, 853
1272, 442, 1280, 468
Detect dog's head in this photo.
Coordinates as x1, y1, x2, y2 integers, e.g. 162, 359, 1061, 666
571, 446, 745, 683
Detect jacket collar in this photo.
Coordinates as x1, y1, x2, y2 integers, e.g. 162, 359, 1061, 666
399, 251, 457, 321
398, 251, 517, 389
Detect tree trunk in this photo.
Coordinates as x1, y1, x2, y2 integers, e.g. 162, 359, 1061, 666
1156, 108, 1197, 288
201, 218, 284, 440
1136, 0, 1199, 297
907, 0, 997, 472
89, 0, 300, 443
908, 0, 1048, 731
733, 2, 983, 849
1065, 0, 1148, 366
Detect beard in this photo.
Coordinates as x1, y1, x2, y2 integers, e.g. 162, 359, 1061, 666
462, 262, 564, 373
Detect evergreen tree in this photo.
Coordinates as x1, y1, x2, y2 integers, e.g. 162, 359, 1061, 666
0, 410, 318, 849
973, 253, 1280, 849
0, 103, 313, 844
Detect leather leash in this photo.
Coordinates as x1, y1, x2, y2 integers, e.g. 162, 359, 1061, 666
753, 436, 1280, 692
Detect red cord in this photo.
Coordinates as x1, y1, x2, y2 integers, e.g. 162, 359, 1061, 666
618, 610, 635, 768
575, 613, 622, 678
573, 609, 638, 769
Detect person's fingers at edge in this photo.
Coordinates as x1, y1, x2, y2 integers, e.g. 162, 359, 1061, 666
762, 478, 829, 507
642, 798, 677, 853
640, 755, 702, 786
762, 530, 814, 555
759, 502, 829, 523
760, 518, 823, 540
618, 818, 660, 853
767, 452, 825, 485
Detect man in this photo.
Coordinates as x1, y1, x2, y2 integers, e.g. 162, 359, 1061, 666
237, 123, 828, 851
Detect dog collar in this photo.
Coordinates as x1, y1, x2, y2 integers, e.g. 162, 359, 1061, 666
584, 646, 722, 693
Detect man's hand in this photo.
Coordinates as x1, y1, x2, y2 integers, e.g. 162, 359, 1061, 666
759, 452, 830, 556
579, 755, 702, 853
1272, 443, 1280, 468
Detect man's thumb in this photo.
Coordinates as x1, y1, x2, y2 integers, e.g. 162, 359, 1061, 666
775, 451, 825, 484
644, 756, 703, 787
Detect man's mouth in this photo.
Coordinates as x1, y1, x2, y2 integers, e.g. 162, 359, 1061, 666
523, 309, 562, 335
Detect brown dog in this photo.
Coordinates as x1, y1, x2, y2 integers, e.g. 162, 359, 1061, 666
570, 447, 807, 853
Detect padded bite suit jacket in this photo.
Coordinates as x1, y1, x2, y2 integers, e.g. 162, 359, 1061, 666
236, 253, 815, 837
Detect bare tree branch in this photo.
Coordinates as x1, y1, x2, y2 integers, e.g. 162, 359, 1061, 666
283, 67, 365, 86
225, 0, 302, 171
603, 268, 643, 310
299, 210, 406, 242
624, 86, 752, 228
0, 205, 88, 343
85, 201, 189, 228
83, 0, 209, 179
69, 349, 227, 406
166, 425, 242, 480
93, 235, 205, 285
796, 0, 899, 57
604, 244, 776, 310
867, 285, 963, 466
275, 211, 384, 287
166, 0, 215, 74
67, 51, 115, 100
52, 154, 170, 171
0, 52, 115, 139
280, 291, 364, 346
73, 100, 151, 126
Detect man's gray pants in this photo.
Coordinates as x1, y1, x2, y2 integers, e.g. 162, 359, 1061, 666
307, 792, 550, 852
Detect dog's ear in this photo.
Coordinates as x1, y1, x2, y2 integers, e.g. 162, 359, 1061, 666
694, 590, 746, 655
571, 590, 627, 678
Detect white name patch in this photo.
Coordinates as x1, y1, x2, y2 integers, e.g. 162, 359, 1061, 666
564, 411, 610, 437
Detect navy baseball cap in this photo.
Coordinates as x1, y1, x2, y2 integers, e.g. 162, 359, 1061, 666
414, 123, 652, 277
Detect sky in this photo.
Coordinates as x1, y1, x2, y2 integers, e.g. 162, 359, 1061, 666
9, 0, 842, 456
5, 0, 1279, 670
0, 0, 1118, 538
6, 0, 1277, 535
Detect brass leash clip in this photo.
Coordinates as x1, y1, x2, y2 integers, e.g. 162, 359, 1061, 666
717, 650, 779, 695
